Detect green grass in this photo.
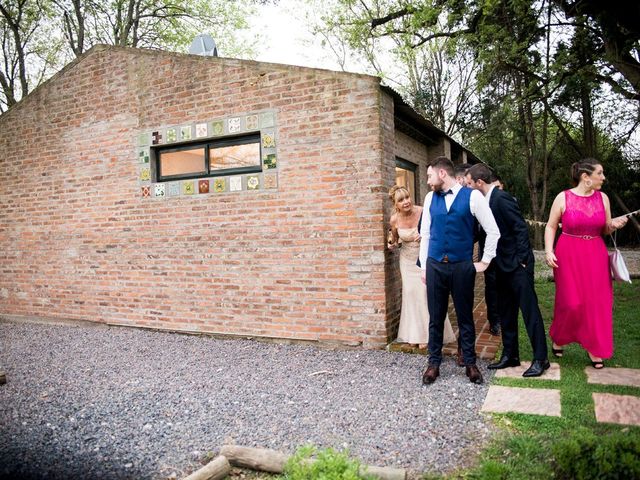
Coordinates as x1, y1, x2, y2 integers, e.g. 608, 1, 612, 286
447, 280, 640, 480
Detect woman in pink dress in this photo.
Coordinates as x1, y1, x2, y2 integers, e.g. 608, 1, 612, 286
544, 159, 628, 368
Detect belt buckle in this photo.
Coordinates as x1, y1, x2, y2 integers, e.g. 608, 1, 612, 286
442, 255, 449, 263
582, 235, 592, 240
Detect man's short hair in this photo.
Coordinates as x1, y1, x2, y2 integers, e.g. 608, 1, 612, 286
454, 163, 473, 178
429, 157, 454, 177
467, 163, 495, 183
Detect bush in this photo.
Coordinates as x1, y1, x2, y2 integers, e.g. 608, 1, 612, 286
280, 445, 375, 480
552, 432, 640, 479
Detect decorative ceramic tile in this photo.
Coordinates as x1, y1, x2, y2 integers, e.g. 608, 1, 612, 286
138, 132, 151, 146
263, 173, 277, 189
154, 184, 165, 198
213, 178, 226, 193
229, 176, 242, 192
228, 117, 241, 133
263, 153, 277, 169
180, 126, 192, 141
247, 175, 260, 190
195, 123, 208, 138
260, 111, 275, 128
245, 114, 259, 130
182, 180, 195, 195
141, 185, 151, 197
138, 147, 150, 164
198, 179, 210, 194
152, 131, 163, 145
211, 120, 224, 136
262, 131, 276, 148
139, 167, 151, 182
166, 127, 177, 143
167, 182, 181, 197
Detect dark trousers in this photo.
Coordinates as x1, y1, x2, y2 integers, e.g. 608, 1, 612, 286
495, 265, 548, 361
426, 258, 477, 366
484, 264, 500, 329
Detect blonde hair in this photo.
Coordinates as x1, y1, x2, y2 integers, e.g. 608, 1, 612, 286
389, 185, 411, 211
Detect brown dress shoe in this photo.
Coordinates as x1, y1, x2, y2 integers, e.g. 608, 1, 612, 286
422, 365, 440, 385
465, 365, 484, 384
456, 346, 465, 367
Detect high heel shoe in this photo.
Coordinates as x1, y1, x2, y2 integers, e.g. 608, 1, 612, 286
551, 344, 563, 357
588, 353, 604, 369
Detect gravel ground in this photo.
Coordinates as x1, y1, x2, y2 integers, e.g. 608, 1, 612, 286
0, 321, 496, 480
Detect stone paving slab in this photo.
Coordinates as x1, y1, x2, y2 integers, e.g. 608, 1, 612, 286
593, 393, 640, 426
481, 385, 561, 416
494, 362, 560, 381
585, 367, 640, 388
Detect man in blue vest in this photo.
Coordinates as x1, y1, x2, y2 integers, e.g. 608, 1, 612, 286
419, 157, 500, 385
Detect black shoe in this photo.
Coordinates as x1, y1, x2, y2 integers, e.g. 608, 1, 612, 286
487, 356, 521, 370
522, 360, 550, 377
465, 365, 484, 384
422, 365, 440, 385
489, 323, 501, 336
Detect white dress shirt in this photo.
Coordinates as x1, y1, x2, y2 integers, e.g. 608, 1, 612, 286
418, 183, 500, 269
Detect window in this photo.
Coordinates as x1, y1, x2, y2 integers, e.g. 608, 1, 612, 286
395, 157, 418, 204
155, 133, 261, 182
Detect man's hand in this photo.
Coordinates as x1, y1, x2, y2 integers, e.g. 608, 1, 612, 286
474, 261, 489, 273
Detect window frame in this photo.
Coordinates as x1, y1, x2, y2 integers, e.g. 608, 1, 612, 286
395, 157, 418, 204
154, 132, 262, 182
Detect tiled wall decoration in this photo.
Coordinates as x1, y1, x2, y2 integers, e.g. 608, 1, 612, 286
263, 173, 278, 189
166, 127, 177, 143
182, 181, 195, 195
214, 178, 226, 193
229, 176, 242, 192
180, 126, 192, 141
167, 182, 181, 197
228, 117, 241, 133
262, 131, 276, 148
198, 179, 210, 194
247, 175, 260, 190
246, 114, 259, 131
263, 153, 277, 169
136, 110, 278, 199
196, 123, 208, 138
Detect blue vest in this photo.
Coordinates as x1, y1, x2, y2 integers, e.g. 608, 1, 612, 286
429, 187, 475, 262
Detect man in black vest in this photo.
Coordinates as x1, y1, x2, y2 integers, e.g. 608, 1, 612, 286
419, 157, 500, 385
466, 163, 550, 377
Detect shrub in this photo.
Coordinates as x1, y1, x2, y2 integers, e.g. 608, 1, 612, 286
281, 445, 374, 480
552, 432, 640, 479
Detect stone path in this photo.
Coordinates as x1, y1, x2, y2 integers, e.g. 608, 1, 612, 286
482, 363, 640, 427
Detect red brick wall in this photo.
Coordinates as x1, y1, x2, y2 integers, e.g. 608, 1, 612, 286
0, 46, 392, 348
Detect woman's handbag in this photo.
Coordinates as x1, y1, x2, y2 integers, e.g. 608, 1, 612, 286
609, 232, 632, 283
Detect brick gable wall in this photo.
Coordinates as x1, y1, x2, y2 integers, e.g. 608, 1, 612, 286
0, 46, 394, 348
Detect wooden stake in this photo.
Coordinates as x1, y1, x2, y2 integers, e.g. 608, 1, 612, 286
182, 455, 230, 480
0, 371, 5, 385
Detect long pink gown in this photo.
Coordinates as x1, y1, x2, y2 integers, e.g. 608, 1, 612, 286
550, 190, 613, 358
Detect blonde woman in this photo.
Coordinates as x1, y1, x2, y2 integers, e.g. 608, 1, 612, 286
388, 186, 455, 349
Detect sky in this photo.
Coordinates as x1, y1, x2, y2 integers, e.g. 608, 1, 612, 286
245, 0, 353, 72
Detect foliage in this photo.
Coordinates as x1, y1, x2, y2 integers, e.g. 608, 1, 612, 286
280, 445, 374, 480
0, 0, 262, 111
551, 432, 640, 480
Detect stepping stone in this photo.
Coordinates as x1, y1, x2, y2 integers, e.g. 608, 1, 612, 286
481, 385, 561, 416
585, 367, 640, 388
494, 362, 560, 381
593, 393, 640, 426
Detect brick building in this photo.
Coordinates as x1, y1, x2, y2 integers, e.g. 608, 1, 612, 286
0, 45, 475, 348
